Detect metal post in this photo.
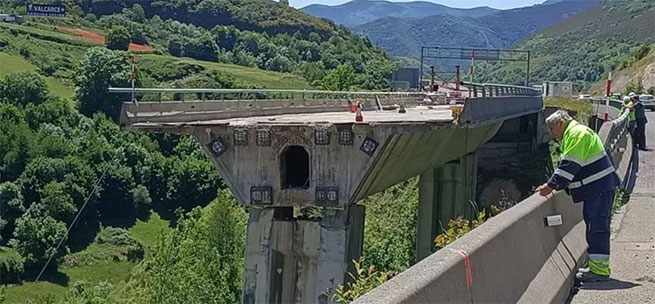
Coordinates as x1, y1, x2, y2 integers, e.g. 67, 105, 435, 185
419, 47, 424, 92
526, 51, 531, 87
455, 66, 460, 91
430, 66, 435, 92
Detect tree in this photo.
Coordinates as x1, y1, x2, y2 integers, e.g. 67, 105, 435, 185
161, 157, 220, 215
264, 54, 294, 72
633, 44, 651, 61
300, 61, 326, 84
322, 64, 356, 91
106, 26, 131, 51
39, 182, 77, 223
130, 4, 146, 23
9, 204, 68, 271
118, 190, 246, 304
0, 72, 49, 107
75, 47, 132, 121
625, 78, 644, 95
0, 182, 26, 243
214, 26, 240, 51
0, 104, 32, 181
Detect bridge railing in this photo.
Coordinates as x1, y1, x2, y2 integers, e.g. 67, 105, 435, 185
108, 87, 425, 103
109, 85, 540, 104
462, 82, 542, 97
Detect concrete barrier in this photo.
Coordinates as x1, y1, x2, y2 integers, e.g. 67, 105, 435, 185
353, 191, 586, 304
354, 108, 634, 304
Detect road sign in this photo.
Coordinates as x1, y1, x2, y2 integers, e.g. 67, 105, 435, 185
26, 4, 66, 18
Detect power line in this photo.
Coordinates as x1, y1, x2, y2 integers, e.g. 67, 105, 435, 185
33, 140, 126, 283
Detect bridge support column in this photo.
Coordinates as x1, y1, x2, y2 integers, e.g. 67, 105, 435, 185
242, 205, 365, 304
416, 153, 478, 261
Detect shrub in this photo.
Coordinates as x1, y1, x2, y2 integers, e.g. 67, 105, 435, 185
126, 244, 145, 262
0, 250, 24, 284
84, 13, 97, 23
332, 259, 389, 304
0, 72, 49, 106
106, 26, 131, 51
95, 227, 141, 247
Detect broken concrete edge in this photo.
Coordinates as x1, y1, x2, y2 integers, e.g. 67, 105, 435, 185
352, 191, 585, 304
458, 96, 544, 127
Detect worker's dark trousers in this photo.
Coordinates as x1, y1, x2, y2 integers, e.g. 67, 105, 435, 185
582, 189, 614, 274
635, 121, 647, 149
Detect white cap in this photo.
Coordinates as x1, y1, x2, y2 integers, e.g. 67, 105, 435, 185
629, 92, 636, 97
623, 96, 631, 102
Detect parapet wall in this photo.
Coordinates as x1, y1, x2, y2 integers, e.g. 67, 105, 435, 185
353, 191, 585, 304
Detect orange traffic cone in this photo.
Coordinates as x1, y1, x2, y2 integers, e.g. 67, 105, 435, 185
355, 104, 363, 122
350, 101, 358, 113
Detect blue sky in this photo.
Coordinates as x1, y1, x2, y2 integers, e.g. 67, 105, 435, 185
292, 0, 547, 9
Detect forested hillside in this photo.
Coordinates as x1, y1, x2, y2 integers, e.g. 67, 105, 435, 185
1, 0, 393, 89
476, 0, 655, 90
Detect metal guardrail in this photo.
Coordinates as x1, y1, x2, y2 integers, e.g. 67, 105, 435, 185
462, 82, 541, 97
109, 85, 541, 103
108, 87, 425, 103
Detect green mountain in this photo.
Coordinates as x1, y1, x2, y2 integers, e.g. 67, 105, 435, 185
352, 0, 597, 58
476, 0, 655, 90
301, 0, 498, 27
79, 0, 334, 38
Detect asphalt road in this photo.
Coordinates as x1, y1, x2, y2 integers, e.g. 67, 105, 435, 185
569, 111, 655, 304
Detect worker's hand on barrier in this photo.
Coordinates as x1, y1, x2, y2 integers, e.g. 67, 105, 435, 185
536, 183, 554, 197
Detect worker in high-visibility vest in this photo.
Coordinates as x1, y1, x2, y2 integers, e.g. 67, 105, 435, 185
620, 96, 637, 136
536, 110, 620, 282
632, 94, 649, 150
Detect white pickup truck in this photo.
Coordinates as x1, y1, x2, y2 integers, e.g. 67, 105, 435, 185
640, 94, 655, 111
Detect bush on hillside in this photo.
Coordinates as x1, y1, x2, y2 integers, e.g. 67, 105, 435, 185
0, 249, 24, 284
106, 26, 131, 51
0, 72, 49, 107
634, 44, 651, 61
9, 204, 68, 272
95, 227, 140, 247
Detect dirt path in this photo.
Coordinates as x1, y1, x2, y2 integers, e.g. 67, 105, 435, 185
57, 26, 153, 52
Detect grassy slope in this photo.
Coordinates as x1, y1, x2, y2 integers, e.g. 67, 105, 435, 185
0, 52, 74, 100
1, 22, 312, 90
128, 212, 171, 247
136, 54, 312, 89
3, 262, 134, 303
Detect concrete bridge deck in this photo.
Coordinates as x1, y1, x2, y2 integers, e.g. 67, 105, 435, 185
128, 105, 454, 127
